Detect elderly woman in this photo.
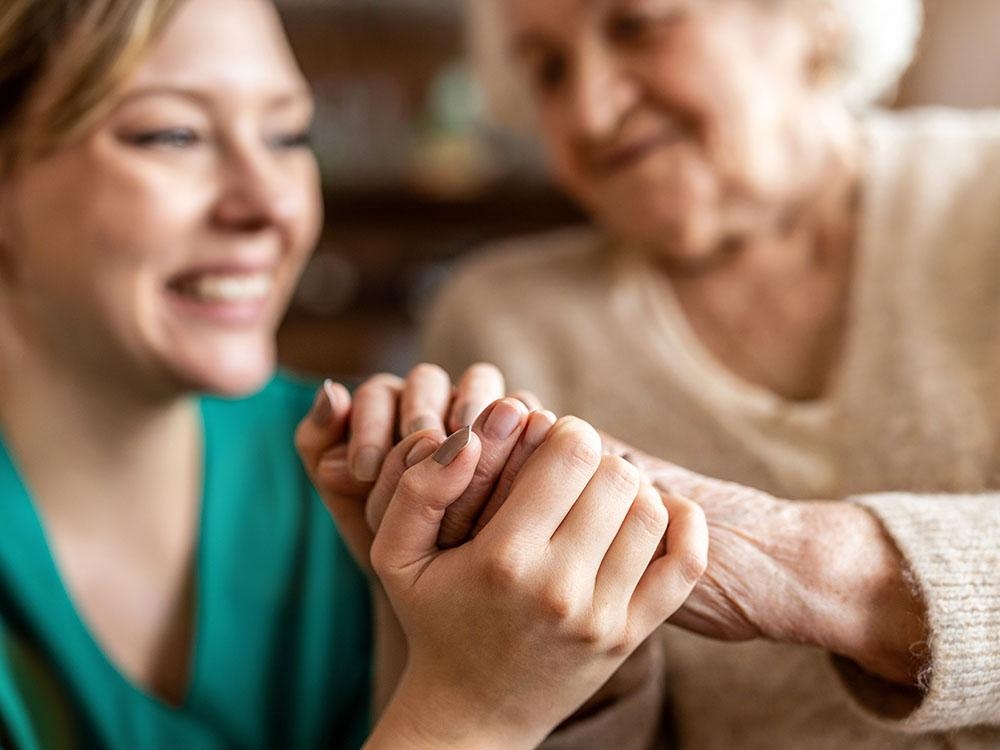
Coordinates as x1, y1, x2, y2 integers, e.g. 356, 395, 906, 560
424, 0, 1000, 746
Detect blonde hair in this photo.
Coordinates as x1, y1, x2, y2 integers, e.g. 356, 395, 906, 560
0, 0, 185, 170
466, 0, 924, 129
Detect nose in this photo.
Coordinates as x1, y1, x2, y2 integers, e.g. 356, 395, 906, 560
569, 41, 639, 139
213, 139, 300, 234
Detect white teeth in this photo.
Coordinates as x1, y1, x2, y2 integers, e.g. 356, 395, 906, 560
179, 272, 273, 303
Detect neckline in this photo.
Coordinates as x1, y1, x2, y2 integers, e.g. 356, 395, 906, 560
609, 191, 874, 425
0, 397, 212, 717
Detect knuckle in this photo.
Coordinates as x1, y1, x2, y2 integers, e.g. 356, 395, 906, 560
538, 581, 578, 623
571, 609, 623, 648
632, 487, 669, 538
680, 548, 709, 585
552, 417, 603, 474
293, 423, 311, 455
467, 362, 502, 380
358, 373, 402, 397
600, 455, 642, 497
483, 544, 530, 589
409, 362, 449, 384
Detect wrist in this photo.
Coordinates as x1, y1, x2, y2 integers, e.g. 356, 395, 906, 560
366, 669, 547, 750
790, 501, 928, 685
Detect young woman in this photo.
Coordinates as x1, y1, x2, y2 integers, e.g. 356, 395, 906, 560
0, 0, 708, 747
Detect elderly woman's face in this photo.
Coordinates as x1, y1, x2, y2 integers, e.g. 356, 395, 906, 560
0, 0, 321, 397
507, 0, 840, 262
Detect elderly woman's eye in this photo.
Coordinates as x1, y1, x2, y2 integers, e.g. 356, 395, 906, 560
532, 53, 569, 94
607, 12, 653, 44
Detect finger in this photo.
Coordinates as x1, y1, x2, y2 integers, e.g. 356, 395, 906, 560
294, 380, 352, 476
348, 373, 404, 483
438, 398, 530, 548
549, 455, 642, 582
629, 493, 709, 635
593, 483, 668, 615
400, 363, 452, 436
370, 427, 482, 585
365, 429, 444, 534
510, 389, 543, 412
473, 409, 557, 536
479, 416, 602, 547
448, 362, 505, 432
313, 444, 378, 567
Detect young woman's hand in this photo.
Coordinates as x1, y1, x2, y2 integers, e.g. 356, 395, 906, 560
295, 362, 538, 571
366, 417, 708, 750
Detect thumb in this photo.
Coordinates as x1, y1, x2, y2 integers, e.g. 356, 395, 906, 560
371, 426, 481, 586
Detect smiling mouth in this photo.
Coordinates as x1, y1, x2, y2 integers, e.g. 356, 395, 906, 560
596, 119, 694, 175
169, 271, 275, 304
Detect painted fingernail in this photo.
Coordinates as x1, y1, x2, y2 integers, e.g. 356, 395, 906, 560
353, 446, 383, 483
433, 425, 472, 466
455, 403, 478, 428
405, 437, 440, 468
311, 379, 335, 427
406, 414, 438, 435
524, 410, 557, 446
484, 400, 521, 440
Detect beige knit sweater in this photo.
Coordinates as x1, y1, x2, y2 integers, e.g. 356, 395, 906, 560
423, 109, 1000, 748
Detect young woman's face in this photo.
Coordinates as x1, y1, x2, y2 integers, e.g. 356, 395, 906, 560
506, 0, 841, 264
0, 0, 321, 397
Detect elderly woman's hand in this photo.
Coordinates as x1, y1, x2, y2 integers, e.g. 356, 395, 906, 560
601, 433, 929, 688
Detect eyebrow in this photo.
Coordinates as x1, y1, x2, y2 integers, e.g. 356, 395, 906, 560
114, 85, 314, 111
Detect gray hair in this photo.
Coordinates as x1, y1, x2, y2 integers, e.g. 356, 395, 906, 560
466, 0, 924, 128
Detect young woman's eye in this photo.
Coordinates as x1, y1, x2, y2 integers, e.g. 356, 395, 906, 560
269, 130, 313, 150
125, 128, 201, 149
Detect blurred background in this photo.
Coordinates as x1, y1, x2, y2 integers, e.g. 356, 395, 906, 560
272, 0, 1000, 380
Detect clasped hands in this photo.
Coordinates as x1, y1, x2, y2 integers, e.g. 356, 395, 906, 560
296, 363, 707, 748
296, 362, 927, 746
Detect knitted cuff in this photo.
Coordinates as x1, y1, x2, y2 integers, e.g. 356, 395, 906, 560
836, 493, 1000, 731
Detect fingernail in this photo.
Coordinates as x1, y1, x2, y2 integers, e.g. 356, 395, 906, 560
484, 400, 521, 440
405, 437, 440, 468
455, 403, 478, 428
524, 410, 556, 446
353, 446, 383, 483
433, 425, 472, 466
406, 414, 438, 435
311, 380, 335, 427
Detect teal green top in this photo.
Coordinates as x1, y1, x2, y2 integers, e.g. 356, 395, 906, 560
0, 373, 371, 749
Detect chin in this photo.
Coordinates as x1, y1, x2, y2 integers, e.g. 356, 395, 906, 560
171, 343, 278, 398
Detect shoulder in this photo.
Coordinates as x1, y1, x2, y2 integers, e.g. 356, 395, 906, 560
864, 108, 1000, 217
439, 224, 609, 301
862, 109, 1000, 274
425, 224, 610, 337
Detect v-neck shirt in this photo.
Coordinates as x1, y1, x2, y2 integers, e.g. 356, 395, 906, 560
0, 373, 371, 749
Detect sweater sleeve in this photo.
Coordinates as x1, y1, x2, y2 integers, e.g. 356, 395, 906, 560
836, 492, 1000, 731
